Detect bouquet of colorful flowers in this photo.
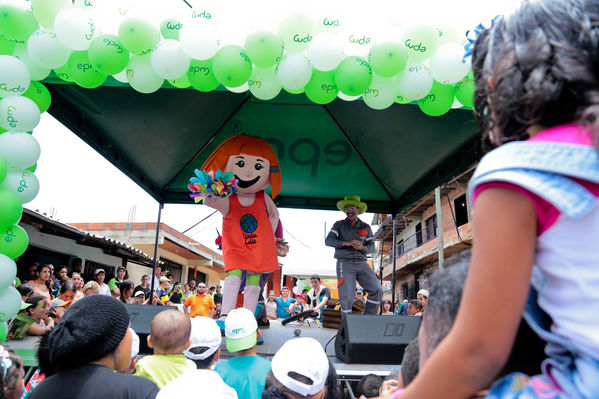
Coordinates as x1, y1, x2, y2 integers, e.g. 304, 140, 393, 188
188, 169, 238, 203
276, 237, 290, 257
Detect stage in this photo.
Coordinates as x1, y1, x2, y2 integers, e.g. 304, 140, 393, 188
221, 319, 400, 381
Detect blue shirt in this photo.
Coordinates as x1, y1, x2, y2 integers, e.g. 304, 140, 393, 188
215, 356, 271, 399
274, 296, 295, 318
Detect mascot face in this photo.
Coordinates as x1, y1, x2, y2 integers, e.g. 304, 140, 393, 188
225, 153, 271, 194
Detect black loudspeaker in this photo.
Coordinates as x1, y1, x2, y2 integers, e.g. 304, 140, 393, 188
335, 315, 421, 364
124, 304, 177, 354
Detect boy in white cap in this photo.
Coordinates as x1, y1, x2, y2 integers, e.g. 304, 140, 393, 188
215, 308, 271, 399
157, 317, 237, 398
263, 337, 330, 399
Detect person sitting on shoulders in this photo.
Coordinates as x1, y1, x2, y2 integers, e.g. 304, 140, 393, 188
157, 317, 237, 398
135, 310, 196, 389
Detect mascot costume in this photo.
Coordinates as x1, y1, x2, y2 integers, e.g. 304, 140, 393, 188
188, 134, 281, 319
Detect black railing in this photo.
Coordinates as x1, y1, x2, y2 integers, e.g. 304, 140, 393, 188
397, 220, 438, 256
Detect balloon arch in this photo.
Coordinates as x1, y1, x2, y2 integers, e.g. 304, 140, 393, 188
0, 0, 479, 334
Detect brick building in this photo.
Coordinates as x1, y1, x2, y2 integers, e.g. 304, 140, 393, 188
373, 166, 475, 301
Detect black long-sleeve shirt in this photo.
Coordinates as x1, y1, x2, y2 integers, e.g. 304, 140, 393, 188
325, 218, 375, 261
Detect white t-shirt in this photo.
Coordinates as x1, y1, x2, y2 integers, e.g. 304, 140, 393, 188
98, 283, 111, 296
157, 369, 237, 399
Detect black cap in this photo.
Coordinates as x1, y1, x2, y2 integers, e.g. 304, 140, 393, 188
49, 295, 130, 370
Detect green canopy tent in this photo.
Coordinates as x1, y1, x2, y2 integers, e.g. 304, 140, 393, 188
43, 78, 482, 304
45, 79, 481, 213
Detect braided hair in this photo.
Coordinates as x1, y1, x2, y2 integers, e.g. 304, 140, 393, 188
472, 0, 599, 149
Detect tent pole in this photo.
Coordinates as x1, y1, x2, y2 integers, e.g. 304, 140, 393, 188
391, 213, 397, 313
379, 234, 384, 287
150, 202, 164, 304
435, 187, 444, 270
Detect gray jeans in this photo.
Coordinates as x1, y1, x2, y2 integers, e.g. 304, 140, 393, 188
336, 259, 382, 315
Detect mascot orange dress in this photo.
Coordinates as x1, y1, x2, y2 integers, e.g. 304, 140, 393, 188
197, 134, 281, 318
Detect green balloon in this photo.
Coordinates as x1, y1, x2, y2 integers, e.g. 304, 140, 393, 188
68, 51, 107, 89
418, 81, 454, 117
23, 81, 51, 113
0, 224, 28, 259
334, 56, 372, 96
118, 17, 160, 56
0, 156, 6, 184
0, 3, 39, 41
168, 74, 191, 89
187, 59, 219, 92
395, 94, 412, 104
454, 69, 474, 108
27, 163, 36, 173
160, 18, 182, 40
0, 189, 22, 229
0, 35, 15, 55
245, 31, 283, 68
212, 46, 252, 88
88, 34, 130, 75
369, 42, 408, 78
0, 321, 7, 343
284, 87, 304, 94
304, 69, 338, 104
31, 0, 70, 29
53, 63, 73, 82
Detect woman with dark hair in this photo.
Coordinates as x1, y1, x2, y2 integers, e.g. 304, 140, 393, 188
51, 281, 76, 309
379, 300, 393, 316
30, 265, 52, 303
70, 272, 85, 301
118, 280, 135, 304
16, 284, 34, 303
24, 295, 53, 336
0, 346, 25, 399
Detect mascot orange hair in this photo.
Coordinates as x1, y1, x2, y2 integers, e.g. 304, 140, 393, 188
199, 134, 281, 319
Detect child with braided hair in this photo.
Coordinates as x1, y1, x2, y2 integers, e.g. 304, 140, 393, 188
392, 1, 599, 398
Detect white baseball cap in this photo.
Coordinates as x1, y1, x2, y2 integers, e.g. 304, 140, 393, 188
271, 337, 329, 396
417, 289, 429, 298
224, 308, 258, 353
129, 328, 140, 359
183, 317, 222, 360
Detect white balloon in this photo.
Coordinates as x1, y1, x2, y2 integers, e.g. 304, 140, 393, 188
292, 286, 302, 295
362, 74, 399, 110
179, 20, 220, 60
0, 96, 41, 132
54, 7, 99, 51
225, 82, 249, 93
0, 132, 41, 168
338, 92, 361, 101
126, 55, 164, 94
151, 39, 190, 80
0, 255, 17, 290
451, 97, 464, 109
307, 33, 343, 71
276, 53, 312, 91
0, 55, 30, 98
73, 0, 97, 16
249, 66, 281, 100
112, 68, 128, 83
11, 44, 51, 81
0, 287, 22, 322
0, 167, 40, 203
27, 29, 71, 69
397, 63, 433, 101
429, 43, 470, 85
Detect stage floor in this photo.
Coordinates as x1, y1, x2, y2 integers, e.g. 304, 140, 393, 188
220, 319, 399, 380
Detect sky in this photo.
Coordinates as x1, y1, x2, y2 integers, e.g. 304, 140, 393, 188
23, 0, 522, 276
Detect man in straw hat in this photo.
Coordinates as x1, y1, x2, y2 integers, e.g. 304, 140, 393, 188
325, 195, 382, 316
